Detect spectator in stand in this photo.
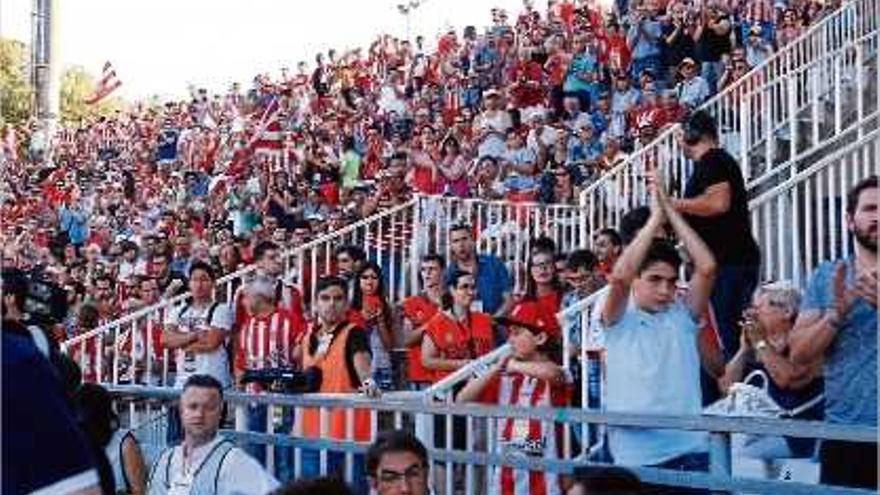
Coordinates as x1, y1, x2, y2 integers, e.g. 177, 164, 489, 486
562, 248, 602, 362
366, 430, 430, 495
447, 223, 513, 325
295, 277, 376, 492
601, 172, 716, 490
663, 2, 698, 87
519, 247, 564, 337
745, 25, 774, 68
422, 269, 494, 380
234, 276, 303, 483
674, 110, 760, 361
400, 254, 446, 391
694, 2, 732, 92
628, 0, 664, 81
675, 58, 711, 110
776, 8, 804, 48
336, 244, 368, 284
351, 262, 396, 391
790, 176, 878, 489
594, 228, 623, 280
147, 375, 279, 494
456, 301, 567, 495
162, 261, 233, 441
720, 282, 823, 475
151, 252, 188, 299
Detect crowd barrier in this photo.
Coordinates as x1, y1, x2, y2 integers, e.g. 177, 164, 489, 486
108, 384, 877, 495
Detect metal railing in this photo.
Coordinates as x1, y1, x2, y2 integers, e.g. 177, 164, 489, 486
61, 195, 590, 387
415, 195, 589, 292
108, 385, 877, 495
578, 0, 879, 245
750, 128, 880, 286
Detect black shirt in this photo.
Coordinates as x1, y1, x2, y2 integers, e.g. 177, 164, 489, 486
306, 322, 371, 389
683, 147, 760, 266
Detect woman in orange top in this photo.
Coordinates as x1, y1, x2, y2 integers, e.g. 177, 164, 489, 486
296, 277, 376, 490
421, 269, 494, 381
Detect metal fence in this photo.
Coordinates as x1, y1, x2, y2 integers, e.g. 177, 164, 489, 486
578, 0, 880, 246
108, 385, 877, 495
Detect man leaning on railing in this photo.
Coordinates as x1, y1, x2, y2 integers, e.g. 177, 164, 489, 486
789, 175, 879, 490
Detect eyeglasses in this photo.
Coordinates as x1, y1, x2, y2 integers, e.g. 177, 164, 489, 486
377, 464, 427, 484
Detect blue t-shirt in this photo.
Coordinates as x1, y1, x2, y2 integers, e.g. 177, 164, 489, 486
448, 254, 512, 315
3, 331, 99, 494
604, 298, 708, 466
801, 259, 878, 426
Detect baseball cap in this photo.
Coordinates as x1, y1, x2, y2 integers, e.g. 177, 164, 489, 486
495, 301, 558, 337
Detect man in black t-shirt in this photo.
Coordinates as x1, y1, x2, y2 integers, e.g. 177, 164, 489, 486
674, 110, 760, 362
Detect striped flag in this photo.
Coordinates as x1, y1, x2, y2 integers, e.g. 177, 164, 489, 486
250, 98, 284, 159
85, 62, 123, 105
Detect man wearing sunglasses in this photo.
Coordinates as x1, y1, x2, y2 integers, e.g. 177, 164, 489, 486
674, 110, 760, 363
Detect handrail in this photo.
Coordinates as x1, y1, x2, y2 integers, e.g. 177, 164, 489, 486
579, 0, 878, 205
105, 384, 877, 442
750, 128, 880, 209
422, 343, 512, 401
61, 198, 419, 349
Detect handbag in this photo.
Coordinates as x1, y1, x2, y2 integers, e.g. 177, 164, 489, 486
703, 370, 824, 419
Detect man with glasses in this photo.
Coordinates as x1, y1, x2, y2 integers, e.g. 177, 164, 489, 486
367, 430, 430, 495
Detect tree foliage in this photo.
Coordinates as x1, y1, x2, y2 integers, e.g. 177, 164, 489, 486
1, 37, 125, 127
0, 38, 34, 126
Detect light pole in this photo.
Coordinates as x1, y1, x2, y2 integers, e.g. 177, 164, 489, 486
396, 0, 424, 42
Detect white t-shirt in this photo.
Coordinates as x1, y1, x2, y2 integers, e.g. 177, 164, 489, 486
164, 301, 233, 389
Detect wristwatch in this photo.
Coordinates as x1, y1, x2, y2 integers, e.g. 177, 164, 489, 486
755, 340, 769, 352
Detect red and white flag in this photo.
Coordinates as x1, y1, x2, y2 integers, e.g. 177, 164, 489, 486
251, 98, 283, 158
85, 61, 123, 105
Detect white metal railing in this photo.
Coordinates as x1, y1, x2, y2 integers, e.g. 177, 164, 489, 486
61, 195, 589, 387
107, 385, 877, 495
578, 0, 879, 244
416, 195, 589, 292
750, 128, 880, 286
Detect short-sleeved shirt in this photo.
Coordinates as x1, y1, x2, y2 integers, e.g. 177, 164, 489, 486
801, 259, 877, 426
683, 148, 760, 266
164, 301, 234, 389
3, 329, 100, 495
604, 298, 708, 466
448, 254, 512, 315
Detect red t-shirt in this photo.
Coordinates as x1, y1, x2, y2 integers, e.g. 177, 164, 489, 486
401, 294, 441, 383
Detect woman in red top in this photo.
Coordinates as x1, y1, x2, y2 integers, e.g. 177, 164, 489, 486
351, 262, 395, 389
400, 254, 446, 390
521, 247, 564, 336
421, 269, 494, 381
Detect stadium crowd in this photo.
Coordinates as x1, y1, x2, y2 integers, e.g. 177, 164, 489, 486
0, 0, 839, 341
3, 0, 876, 494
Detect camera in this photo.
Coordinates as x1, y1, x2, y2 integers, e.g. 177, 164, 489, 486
240, 367, 322, 394
2, 268, 68, 327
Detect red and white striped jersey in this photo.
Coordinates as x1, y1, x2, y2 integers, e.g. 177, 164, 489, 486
235, 311, 304, 392
480, 372, 568, 495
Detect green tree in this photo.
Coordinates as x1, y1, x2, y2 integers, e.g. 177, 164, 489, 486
0, 38, 34, 126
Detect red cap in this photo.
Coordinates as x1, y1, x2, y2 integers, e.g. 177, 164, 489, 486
496, 301, 559, 337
